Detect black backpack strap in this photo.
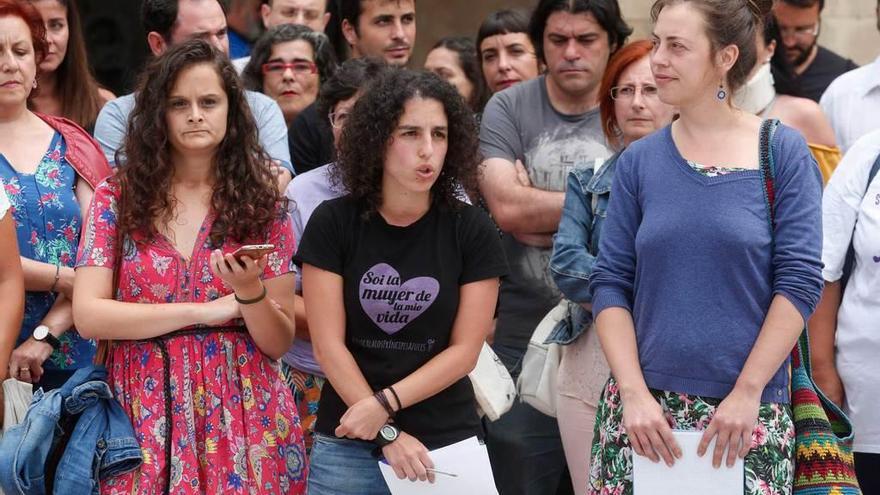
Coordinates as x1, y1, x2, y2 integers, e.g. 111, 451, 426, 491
868, 152, 880, 193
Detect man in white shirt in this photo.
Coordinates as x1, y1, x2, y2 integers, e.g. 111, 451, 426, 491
233, 0, 330, 72
820, 55, 880, 153
813, 129, 880, 493
819, 4, 880, 153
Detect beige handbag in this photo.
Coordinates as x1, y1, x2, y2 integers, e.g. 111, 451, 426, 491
516, 300, 569, 417
2, 378, 33, 434
469, 343, 516, 421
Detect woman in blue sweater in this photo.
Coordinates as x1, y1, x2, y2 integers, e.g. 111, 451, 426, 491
587, 1, 823, 494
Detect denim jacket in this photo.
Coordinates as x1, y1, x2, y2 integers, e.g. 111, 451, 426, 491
547, 151, 621, 345
0, 365, 142, 495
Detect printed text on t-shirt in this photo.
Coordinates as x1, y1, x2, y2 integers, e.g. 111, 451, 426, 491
359, 263, 439, 335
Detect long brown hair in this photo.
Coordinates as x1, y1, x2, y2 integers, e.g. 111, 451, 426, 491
28, 0, 105, 128
115, 39, 281, 248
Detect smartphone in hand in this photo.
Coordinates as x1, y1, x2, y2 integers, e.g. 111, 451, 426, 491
231, 244, 275, 261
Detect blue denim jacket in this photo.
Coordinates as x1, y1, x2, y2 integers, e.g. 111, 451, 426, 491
0, 365, 142, 495
547, 151, 621, 345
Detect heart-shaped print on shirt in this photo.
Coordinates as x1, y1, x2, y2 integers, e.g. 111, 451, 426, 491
359, 263, 440, 335
873, 256, 880, 263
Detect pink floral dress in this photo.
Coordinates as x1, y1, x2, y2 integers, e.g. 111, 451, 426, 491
76, 180, 307, 494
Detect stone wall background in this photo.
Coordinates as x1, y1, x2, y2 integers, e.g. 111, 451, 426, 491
412, 0, 880, 68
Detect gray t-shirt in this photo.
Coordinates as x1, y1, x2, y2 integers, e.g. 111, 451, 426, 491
479, 75, 609, 353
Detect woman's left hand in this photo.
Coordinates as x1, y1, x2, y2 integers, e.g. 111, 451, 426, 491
698, 387, 761, 468
335, 395, 390, 440
210, 250, 267, 295
8, 339, 54, 384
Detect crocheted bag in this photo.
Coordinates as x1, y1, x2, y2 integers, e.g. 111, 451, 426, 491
758, 119, 861, 495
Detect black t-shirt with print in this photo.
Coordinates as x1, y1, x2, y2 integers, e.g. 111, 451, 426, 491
295, 196, 508, 449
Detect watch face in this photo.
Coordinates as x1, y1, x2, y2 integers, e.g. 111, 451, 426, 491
34, 325, 49, 340
380, 424, 399, 442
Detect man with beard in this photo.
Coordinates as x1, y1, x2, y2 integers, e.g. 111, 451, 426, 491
288, 0, 415, 174
477, 0, 629, 493
772, 0, 857, 103
819, 1, 880, 152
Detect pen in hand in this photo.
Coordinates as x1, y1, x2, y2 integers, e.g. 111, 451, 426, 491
426, 468, 457, 478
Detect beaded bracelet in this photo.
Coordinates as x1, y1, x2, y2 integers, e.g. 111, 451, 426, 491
388, 385, 403, 412
374, 389, 396, 418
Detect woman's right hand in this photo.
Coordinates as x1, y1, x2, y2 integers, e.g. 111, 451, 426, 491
199, 294, 241, 326
813, 364, 845, 408
382, 432, 436, 483
621, 388, 682, 466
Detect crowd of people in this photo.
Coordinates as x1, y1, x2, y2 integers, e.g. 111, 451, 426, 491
0, 0, 877, 493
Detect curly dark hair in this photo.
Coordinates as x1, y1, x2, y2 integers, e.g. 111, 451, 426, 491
116, 38, 281, 248
334, 69, 480, 215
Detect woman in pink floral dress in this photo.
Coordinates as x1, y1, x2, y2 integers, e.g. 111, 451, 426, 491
73, 39, 307, 494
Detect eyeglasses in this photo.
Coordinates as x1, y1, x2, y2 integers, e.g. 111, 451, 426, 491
261, 61, 318, 76
610, 85, 659, 101
328, 111, 349, 129
779, 23, 820, 41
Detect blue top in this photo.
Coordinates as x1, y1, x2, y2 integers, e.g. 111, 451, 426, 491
0, 132, 96, 369
227, 30, 252, 59
547, 152, 620, 345
589, 124, 824, 404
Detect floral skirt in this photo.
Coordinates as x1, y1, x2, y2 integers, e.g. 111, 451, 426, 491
588, 378, 794, 495
281, 362, 326, 454
100, 331, 308, 494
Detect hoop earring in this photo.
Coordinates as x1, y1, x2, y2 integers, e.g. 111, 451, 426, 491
716, 82, 727, 101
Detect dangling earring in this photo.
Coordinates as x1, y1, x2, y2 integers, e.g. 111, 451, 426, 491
716, 82, 727, 101
32, 79, 37, 89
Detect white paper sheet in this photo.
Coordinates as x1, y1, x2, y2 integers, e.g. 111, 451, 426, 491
378, 436, 499, 494
633, 430, 744, 495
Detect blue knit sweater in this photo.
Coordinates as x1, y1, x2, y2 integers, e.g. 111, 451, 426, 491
589, 124, 824, 403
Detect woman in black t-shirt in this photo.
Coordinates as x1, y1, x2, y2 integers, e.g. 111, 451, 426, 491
297, 70, 507, 494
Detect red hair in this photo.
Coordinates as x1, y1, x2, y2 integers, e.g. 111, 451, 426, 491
0, 0, 48, 69
599, 39, 653, 149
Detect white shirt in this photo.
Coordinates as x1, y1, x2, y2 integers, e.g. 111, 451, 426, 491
820, 56, 880, 153
0, 178, 9, 219
822, 128, 880, 453
232, 56, 250, 74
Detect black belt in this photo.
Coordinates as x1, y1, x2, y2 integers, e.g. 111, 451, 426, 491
138, 326, 248, 494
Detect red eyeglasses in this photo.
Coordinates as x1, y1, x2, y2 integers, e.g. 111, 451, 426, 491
261, 61, 318, 76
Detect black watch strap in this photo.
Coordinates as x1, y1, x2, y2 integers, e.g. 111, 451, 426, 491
45, 333, 61, 350
35, 330, 61, 350
373, 424, 400, 448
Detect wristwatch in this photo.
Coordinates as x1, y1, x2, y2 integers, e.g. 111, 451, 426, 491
374, 423, 401, 447
33, 325, 61, 350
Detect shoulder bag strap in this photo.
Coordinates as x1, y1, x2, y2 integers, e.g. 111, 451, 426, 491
758, 120, 817, 378
840, 150, 880, 288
